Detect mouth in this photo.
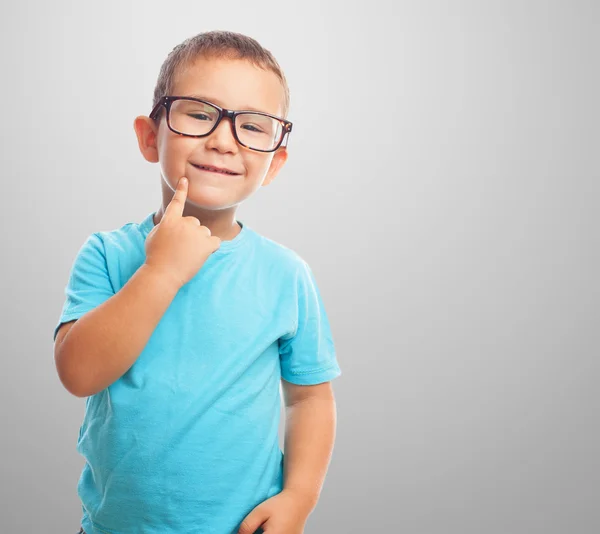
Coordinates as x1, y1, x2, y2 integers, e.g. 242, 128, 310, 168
191, 163, 241, 176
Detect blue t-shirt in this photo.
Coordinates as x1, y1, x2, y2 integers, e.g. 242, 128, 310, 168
54, 211, 341, 534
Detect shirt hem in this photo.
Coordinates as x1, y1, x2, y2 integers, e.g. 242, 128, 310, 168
281, 363, 341, 385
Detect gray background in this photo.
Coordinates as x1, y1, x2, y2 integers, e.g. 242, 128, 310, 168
1, 0, 598, 532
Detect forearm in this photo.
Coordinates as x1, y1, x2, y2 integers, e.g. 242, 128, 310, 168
55, 264, 180, 397
283, 396, 337, 509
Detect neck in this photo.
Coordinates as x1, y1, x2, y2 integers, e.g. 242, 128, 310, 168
153, 180, 242, 242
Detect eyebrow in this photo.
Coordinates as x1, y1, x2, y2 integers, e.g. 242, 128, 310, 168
184, 94, 270, 114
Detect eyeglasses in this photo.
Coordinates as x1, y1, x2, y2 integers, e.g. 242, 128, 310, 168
149, 96, 293, 153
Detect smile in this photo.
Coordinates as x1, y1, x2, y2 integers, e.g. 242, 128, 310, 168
191, 163, 240, 176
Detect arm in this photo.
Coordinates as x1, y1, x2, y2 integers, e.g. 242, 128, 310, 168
237, 259, 341, 534
54, 264, 180, 398
281, 380, 338, 511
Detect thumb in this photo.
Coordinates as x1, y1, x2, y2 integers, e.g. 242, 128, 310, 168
238, 506, 268, 534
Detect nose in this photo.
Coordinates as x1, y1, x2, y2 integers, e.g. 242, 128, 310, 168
204, 116, 238, 153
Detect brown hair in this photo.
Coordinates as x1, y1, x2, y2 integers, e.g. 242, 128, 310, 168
152, 30, 290, 120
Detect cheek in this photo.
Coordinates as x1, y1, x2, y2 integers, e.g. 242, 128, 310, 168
158, 139, 196, 177
245, 154, 274, 176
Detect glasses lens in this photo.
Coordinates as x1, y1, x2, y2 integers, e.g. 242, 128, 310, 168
235, 113, 283, 151
169, 99, 219, 136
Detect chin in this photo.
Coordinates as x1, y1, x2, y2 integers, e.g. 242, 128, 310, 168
187, 191, 240, 211
192, 178, 253, 204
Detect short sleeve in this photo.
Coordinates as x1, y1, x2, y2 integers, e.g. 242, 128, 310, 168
53, 233, 115, 341
279, 260, 341, 385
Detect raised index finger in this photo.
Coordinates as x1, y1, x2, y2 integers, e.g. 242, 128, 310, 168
164, 177, 188, 221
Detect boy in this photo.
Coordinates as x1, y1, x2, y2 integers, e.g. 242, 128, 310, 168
53, 30, 341, 534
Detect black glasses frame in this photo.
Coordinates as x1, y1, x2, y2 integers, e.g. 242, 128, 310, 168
149, 95, 293, 153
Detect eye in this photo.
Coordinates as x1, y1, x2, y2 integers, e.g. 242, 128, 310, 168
241, 123, 264, 133
189, 113, 212, 121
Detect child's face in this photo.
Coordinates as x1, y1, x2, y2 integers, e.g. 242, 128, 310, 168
135, 56, 288, 211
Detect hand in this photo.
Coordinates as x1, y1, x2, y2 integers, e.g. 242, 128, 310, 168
144, 176, 221, 289
237, 489, 315, 534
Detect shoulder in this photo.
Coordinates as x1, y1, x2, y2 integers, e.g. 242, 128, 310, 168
91, 213, 151, 252
249, 229, 309, 275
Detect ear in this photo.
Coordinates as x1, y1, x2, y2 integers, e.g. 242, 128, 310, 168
262, 147, 288, 187
133, 115, 159, 163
